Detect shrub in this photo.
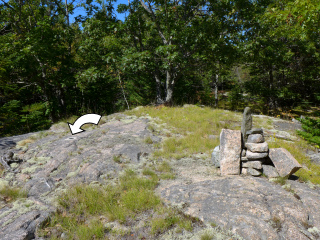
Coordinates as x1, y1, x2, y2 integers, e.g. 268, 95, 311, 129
297, 117, 320, 146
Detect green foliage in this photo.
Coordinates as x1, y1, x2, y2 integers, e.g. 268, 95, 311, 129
272, 177, 288, 186
0, 101, 50, 136
129, 106, 236, 159
56, 169, 160, 222
40, 169, 161, 238
0, 100, 22, 136
229, 84, 243, 110
297, 117, 320, 145
1, 0, 320, 136
113, 155, 121, 163
20, 103, 51, 132
150, 207, 194, 234
200, 232, 214, 240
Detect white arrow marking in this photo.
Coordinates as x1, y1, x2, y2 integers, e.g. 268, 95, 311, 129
68, 114, 102, 135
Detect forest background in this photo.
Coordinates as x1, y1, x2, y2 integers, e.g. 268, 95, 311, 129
0, 0, 319, 141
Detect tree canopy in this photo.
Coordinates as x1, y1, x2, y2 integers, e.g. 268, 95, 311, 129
1, 0, 319, 136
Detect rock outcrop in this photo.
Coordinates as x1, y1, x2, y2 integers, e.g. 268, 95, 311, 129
0, 107, 318, 240
0, 115, 157, 239
160, 176, 320, 240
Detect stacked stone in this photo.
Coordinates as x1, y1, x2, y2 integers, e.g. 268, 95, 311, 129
215, 106, 302, 178
241, 128, 269, 176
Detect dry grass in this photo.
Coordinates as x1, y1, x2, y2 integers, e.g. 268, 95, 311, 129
268, 139, 320, 184
39, 168, 197, 239
0, 186, 27, 203
129, 105, 320, 184
128, 106, 241, 159
16, 138, 35, 150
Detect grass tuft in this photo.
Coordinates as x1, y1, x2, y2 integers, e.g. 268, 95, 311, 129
16, 138, 35, 149
272, 176, 288, 186
156, 161, 176, 179
0, 186, 27, 203
200, 231, 214, 240
113, 155, 121, 163
270, 216, 283, 232
150, 206, 194, 234
144, 136, 153, 144
40, 169, 161, 239
0, 164, 4, 177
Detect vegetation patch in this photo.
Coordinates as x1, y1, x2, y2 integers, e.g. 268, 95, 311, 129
271, 176, 288, 186
112, 155, 121, 163
39, 169, 161, 238
297, 117, 320, 146
0, 164, 4, 177
270, 216, 283, 232
128, 106, 239, 159
150, 206, 194, 235
39, 168, 202, 239
268, 139, 320, 184
200, 231, 215, 240
144, 136, 153, 144
0, 186, 27, 203
16, 138, 35, 150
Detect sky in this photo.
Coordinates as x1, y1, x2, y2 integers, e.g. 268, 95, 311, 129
70, 0, 129, 23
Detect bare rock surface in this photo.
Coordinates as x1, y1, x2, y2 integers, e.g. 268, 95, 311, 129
159, 176, 320, 240
273, 120, 302, 131
263, 129, 298, 141
1, 109, 320, 240
0, 132, 35, 155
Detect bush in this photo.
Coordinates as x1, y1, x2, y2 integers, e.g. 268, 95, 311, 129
297, 117, 320, 146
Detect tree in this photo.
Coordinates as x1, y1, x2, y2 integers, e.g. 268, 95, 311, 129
243, 0, 320, 112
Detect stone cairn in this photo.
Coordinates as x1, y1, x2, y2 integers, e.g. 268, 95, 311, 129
212, 107, 302, 178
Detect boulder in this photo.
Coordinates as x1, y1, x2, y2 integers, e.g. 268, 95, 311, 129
211, 146, 220, 168
241, 168, 248, 175
247, 134, 265, 143
245, 142, 269, 153
241, 149, 246, 157
242, 161, 262, 170
268, 148, 302, 177
246, 150, 268, 160
262, 165, 279, 178
241, 107, 252, 144
248, 167, 262, 176
246, 128, 263, 135
241, 156, 248, 161
220, 129, 241, 175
